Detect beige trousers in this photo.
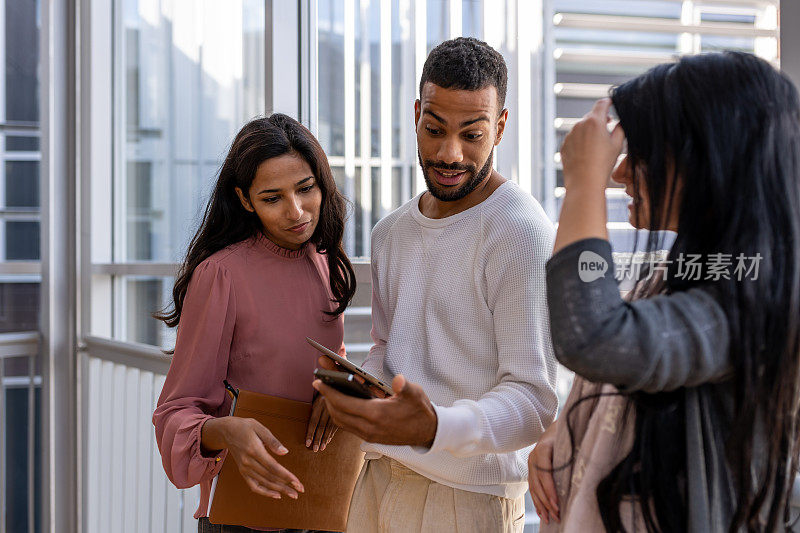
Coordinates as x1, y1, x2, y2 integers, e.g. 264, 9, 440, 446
345, 456, 525, 533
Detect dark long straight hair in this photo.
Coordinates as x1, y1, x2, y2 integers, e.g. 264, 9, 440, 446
595, 52, 800, 531
155, 114, 356, 331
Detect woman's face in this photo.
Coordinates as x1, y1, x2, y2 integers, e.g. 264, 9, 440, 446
612, 155, 649, 229
235, 153, 323, 250
611, 155, 680, 232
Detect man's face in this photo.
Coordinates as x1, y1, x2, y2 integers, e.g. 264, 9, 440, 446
415, 83, 507, 202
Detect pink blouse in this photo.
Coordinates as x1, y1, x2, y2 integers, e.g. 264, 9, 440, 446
152, 233, 345, 519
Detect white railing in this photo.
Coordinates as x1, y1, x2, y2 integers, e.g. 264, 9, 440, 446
77, 325, 800, 533
80, 336, 200, 533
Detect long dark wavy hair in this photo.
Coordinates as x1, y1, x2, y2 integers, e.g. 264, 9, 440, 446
593, 52, 800, 531
155, 114, 356, 332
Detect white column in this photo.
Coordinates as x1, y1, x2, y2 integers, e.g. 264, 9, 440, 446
448, 0, 461, 38
40, 0, 78, 530
679, 1, 700, 54
755, 3, 778, 62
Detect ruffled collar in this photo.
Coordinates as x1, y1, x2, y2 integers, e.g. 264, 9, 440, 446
255, 232, 309, 259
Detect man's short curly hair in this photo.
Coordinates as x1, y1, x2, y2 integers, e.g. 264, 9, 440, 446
419, 37, 507, 111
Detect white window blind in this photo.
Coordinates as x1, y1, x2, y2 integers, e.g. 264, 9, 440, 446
546, 0, 779, 252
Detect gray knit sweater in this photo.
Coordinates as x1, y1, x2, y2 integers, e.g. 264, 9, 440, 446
546, 238, 736, 532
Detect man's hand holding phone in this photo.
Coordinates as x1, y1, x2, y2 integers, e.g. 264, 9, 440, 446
312, 361, 437, 448
315, 356, 388, 399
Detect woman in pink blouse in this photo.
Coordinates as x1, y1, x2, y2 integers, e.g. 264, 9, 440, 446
152, 114, 357, 532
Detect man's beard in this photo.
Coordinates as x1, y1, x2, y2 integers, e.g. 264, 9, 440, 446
418, 150, 493, 202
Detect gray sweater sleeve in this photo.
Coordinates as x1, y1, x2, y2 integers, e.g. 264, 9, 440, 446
545, 238, 732, 393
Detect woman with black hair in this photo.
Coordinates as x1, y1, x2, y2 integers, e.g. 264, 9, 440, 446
528, 52, 800, 532
152, 114, 357, 532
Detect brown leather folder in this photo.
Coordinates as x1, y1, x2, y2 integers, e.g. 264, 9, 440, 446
208, 388, 364, 531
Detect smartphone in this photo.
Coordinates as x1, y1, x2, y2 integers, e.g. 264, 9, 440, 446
306, 337, 394, 396
314, 368, 375, 399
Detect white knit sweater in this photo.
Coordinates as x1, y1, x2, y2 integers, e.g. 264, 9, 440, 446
361, 180, 559, 499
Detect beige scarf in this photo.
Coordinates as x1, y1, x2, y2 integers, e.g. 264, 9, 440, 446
540, 377, 642, 532
540, 275, 666, 532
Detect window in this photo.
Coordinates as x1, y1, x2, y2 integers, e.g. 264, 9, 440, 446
0, 0, 42, 329
548, 0, 779, 252
314, 0, 779, 258
93, 0, 266, 347
0, 1, 42, 531
1, 0, 41, 333
117, 0, 265, 264
316, 0, 544, 258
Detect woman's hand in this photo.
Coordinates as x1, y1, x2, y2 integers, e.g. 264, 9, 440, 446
560, 98, 625, 193
306, 394, 338, 452
528, 421, 561, 525
201, 416, 304, 500
553, 98, 624, 254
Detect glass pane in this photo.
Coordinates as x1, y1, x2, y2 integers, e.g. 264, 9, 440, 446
126, 277, 161, 346
331, 165, 346, 194
354, 1, 363, 158
119, 0, 265, 263
462, 0, 483, 39
391, 0, 404, 159
125, 161, 154, 260
368, 2, 380, 157
318, 0, 418, 258
353, 167, 363, 256
0, 281, 40, 332
5, 221, 40, 260
368, 1, 380, 158
371, 166, 381, 227
554, 0, 681, 18
5, 0, 40, 123
318, 0, 345, 157
607, 195, 631, 224
6, 136, 40, 152
701, 11, 755, 24
427, 0, 449, 53
123, 276, 175, 348
5, 161, 40, 208
392, 166, 402, 210
4, 381, 42, 533
3, 354, 41, 383
701, 36, 756, 53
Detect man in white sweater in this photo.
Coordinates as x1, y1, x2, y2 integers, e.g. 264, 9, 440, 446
314, 37, 558, 532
